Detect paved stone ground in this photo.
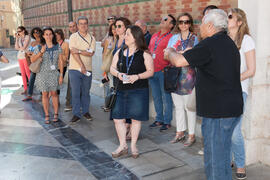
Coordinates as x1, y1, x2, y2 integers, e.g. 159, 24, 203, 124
1, 49, 270, 180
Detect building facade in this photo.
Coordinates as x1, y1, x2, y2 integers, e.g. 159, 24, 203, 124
0, 0, 22, 48
22, 0, 237, 40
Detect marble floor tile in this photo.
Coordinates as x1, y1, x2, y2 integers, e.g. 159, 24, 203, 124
49, 127, 89, 147
142, 165, 193, 180
0, 153, 96, 180
87, 161, 137, 180
0, 141, 74, 160
119, 150, 185, 177
0, 118, 42, 128
65, 142, 101, 158
0, 107, 35, 120
94, 139, 119, 156
0, 125, 61, 147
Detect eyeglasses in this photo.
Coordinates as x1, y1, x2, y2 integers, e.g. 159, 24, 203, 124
116, 25, 122, 29
228, 15, 233, 19
178, 20, 191, 25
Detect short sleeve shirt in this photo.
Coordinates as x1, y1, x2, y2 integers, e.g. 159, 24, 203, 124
148, 31, 173, 72
239, 35, 255, 94
183, 31, 243, 118
167, 33, 198, 95
69, 32, 96, 71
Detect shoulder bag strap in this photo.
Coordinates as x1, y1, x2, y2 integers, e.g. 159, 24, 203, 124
114, 48, 124, 90
78, 32, 93, 48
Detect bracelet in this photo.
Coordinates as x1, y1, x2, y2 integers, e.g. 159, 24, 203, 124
137, 74, 140, 80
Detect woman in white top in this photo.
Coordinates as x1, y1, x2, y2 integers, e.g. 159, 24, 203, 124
15, 26, 31, 95
228, 8, 256, 180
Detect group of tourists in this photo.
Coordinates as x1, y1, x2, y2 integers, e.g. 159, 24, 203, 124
9, 4, 256, 180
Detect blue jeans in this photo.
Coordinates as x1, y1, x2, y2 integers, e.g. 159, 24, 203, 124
27, 72, 36, 96
69, 70, 92, 118
149, 71, 173, 124
65, 71, 72, 107
231, 92, 247, 168
202, 116, 240, 180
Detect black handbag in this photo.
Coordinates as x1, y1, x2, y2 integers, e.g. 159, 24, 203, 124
164, 66, 181, 93
104, 48, 124, 110
104, 87, 118, 109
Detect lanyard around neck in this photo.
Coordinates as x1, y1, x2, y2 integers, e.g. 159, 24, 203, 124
46, 45, 54, 62
126, 48, 135, 74
78, 32, 92, 48
153, 32, 170, 53
180, 32, 191, 50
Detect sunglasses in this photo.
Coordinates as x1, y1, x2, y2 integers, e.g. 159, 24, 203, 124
116, 25, 122, 29
34, 31, 40, 34
228, 14, 233, 19
107, 17, 115, 21
17, 30, 22, 33
162, 17, 168, 21
178, 20, 191, 25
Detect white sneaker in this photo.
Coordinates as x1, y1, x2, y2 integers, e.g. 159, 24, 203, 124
198, 148, 204, 155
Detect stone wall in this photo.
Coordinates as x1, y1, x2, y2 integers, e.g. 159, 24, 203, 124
239, 0, 270, 166
22, 0, 237, 40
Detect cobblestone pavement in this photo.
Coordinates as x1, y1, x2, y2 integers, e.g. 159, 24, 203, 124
0, 49, 269, 180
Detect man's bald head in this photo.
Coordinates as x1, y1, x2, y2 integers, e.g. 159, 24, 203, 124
135, 20, 147, 34
69, 21, 78, 34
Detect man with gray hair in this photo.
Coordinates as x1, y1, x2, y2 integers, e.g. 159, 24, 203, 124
164, 9, 243, 180
69, 16, 96, 123
64, 21, 78, 112
135, 20, 152, 46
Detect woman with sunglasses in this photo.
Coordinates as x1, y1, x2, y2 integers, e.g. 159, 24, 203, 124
167, 13, 199, 147
228, 8, 256, 180
15, 26, 31, 95
110, 25, 154, 158
112, 17, 133, 140
23, 27, 42, 102
31, 27, 64, 124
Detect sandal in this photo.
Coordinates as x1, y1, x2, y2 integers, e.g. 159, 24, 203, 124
170, 134, 185, 143
22, 96, 32, 102
45, 115, 50, 124
53, 114, 59, 122
131, 147, 140, 159
184, 138, 196, 147
112, 147, 128, 158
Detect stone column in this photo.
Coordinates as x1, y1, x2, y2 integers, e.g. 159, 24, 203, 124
239, 0, 270, 166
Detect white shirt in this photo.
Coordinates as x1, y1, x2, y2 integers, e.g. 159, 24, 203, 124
239, 35, 255, 94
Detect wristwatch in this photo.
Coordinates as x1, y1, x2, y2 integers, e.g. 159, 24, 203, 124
78, 50, 81, 54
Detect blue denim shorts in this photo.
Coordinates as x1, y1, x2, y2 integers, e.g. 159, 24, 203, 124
111, 88, 149, 121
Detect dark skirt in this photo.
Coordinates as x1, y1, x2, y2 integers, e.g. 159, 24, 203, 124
111, 88, 149, 121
